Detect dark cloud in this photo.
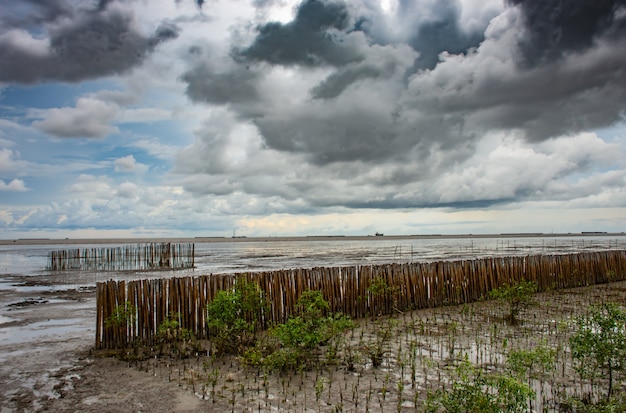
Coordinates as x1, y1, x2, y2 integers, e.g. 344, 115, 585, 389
182, 63, 260, 105
254, 109, 398, 164
406, 36, 626, 142
174, 0, 205, 9
0, 1, 179, 84
342, 197, 514, 210
400, 0, 486, 70
179, 0, 626, 202
511, 0, 626, 66
236, 0, 362, 67
310, 63, 388, 99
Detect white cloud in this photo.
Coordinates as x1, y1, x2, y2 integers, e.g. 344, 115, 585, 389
116, 107, 172, 123
0, 178, 27, 191
114, 155, 137, 172
32, 98, 119, 138
0, 148, 29, 173
69, 174, 113, 197
117, 181, 138, 199
0, 29, 49, 58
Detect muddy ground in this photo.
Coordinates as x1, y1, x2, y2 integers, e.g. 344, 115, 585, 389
1, 278, 625, 412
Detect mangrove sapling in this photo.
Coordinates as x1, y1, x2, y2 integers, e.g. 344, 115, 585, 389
569, 302, 626, 401
397, 377, 405, 413
365, 383, 373, 412
205, 368, 219, 403
343, 340, 362, 372
366, 276, 402, 316
315, 375, 325, 410
490, 279, 538, 325
363, 317, 397, 368
506, 341, 557, 411
105, 301, 137, 348
506, 342, 556, 382
423, 355, 535, 413
242, 290, 354, 371
157, 313, 197, 359
410, 340, 418, 389
205, 276, 267, 355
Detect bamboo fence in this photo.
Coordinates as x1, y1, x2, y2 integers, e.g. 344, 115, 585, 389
48, 243, 194, 271
95, 250, 626, 349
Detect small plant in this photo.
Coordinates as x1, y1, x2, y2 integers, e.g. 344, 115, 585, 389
507, 341, 556, 381
490, 279, 537, 324
570, 303, 626, 400
562, 393, 626, 413
105, 301, 136, 329
105, 301, 137, 348
366, 276, 402, 316
156, 313, 199, 358
343, 342, 362, 372
423, 356, 535, 413
206, 276, 267, 355
315, 376, 326, 405
205, 367, 220, 403
104, 301, 143, 358
242, 290, 354, 371
362, 318, 397, 367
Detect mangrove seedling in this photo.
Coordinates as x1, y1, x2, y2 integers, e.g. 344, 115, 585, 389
423, 356, 535, 413
490, 279, 537, 324
206, 276, 267, 355
570, 302, 626, 400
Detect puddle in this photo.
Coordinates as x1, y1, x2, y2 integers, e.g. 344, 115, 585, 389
0, 318, 89, 346
0, 314, 14, 324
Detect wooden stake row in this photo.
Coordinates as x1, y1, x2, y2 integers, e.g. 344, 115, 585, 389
48, 243, 194, 271
95, 250, 626, 349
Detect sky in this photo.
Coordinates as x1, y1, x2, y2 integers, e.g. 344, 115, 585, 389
0, 0, 625, 239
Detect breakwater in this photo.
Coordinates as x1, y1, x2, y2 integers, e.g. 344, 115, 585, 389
48, 242, 194, 271
95, 250, 626, 349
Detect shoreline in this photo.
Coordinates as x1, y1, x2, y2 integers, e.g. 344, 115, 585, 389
1, 232, 624, 246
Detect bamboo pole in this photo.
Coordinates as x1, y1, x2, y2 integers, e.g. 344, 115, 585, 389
95, 250, 626, 349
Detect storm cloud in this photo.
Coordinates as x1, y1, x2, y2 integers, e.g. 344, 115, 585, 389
178, 0, 626, 210
511, 0, 626, 66
236, 0, 362, 67
0, 0, 179, 84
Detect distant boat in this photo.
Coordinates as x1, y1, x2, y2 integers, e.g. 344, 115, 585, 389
375, 232, 384, 236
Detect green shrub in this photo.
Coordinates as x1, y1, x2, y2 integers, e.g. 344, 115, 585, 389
206, 277, 267, 355
507, 341, 556, 381
570, 303, 626, 400
562, 394, 626, 413
424, 357, 535, 413
105, 301, 141, 358
366, 276, 401, 315
105, 301, 136, 329
490, 279, 537, 324
105, 301, 137, 348
362, 318, 397, 368
242, 290, 354, 371
157, 313, 199, 359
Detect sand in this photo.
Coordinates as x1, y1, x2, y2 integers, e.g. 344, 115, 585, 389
0, 276, 204, 413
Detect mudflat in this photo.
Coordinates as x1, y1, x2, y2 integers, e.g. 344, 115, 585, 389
3, 277, 625, 412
